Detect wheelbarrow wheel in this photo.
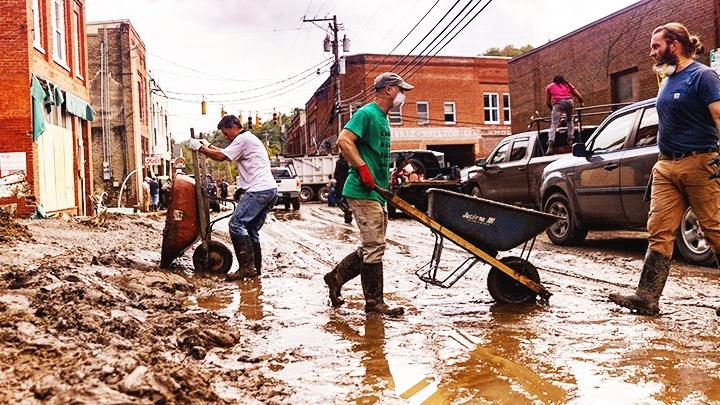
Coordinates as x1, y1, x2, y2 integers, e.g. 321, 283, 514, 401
487, 256, 540, 304
193, 240, 233, 274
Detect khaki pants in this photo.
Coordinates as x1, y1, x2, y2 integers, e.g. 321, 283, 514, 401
348, 198, 388, 264
648, 151, 720, 257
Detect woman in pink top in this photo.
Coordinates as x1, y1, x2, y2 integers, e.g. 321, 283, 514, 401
545, 75, 584, 154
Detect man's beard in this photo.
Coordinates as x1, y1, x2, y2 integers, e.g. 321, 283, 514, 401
654, 46, 679, 68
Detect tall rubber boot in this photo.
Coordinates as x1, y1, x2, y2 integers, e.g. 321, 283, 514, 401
323, 250, 362, 306
226, 235, 258, 281
361, 262, 404, 316
252, 242, 262, 273
609, 249, 671, 315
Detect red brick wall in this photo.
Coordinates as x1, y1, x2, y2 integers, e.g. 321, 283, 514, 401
302, 54, 512, 158
0, 0, 91, 217
508, 0, 720, 133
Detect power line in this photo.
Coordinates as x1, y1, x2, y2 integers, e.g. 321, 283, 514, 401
163, 58, 333, 96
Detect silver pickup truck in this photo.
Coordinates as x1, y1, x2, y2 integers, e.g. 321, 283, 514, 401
540, 98, 713, 266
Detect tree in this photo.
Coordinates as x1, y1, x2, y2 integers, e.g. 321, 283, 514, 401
482, 44, 534, 57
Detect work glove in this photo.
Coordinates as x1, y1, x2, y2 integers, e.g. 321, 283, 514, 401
356, 164, 375, 190
199, 139, 211, 147
709, 155, 720, 180
188, 139, 202, 151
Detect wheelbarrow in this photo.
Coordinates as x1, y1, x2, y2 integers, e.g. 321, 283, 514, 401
375, 186, 561, 304
160, 130, 235, 273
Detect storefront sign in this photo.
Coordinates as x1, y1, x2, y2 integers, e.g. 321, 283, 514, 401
144, 155, 162, 166
0, 152, 27, 177
174, 157, 186, 169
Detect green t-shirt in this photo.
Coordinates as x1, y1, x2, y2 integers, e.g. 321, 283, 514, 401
342, 102, 391, 204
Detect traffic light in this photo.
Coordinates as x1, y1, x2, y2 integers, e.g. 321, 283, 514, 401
220, 105, 227, 118
238, 112, 243, 123
247, 115, 253, 129
272, 111, 278, 126
255, 114, 262, 129
201, 99, 207, 115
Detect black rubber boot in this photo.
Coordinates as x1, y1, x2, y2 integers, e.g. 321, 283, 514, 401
324, 250, 362, 306
609, 249, 671, 316
226, 235, 258, 281
338, 199, 353, 224
361, 262, 404, 316
252, 242, 262, 273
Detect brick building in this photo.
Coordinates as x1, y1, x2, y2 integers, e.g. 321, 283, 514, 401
508, 0, 720, 134
148, 80, 174, 177
290, 54, 512, 167
0, 0, 95, 217
285, 110, 307, 155
87, 20, 151, 209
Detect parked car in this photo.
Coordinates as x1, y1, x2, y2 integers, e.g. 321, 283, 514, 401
388, 150, 460, 215
540, 98, 712, 266
389, 150, 448, 180
271, 166, 302, 210
188, 173, 220, 213
462, 126, 596, 209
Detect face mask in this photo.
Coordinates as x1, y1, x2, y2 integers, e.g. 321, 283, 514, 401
392, 91, 406, 108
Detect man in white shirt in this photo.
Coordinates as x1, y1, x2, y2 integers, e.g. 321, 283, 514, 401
188, 115, 278, 280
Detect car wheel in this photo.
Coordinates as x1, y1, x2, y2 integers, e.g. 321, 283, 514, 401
318, 186, 330, 203
292, 198, 301, 211
284, 200, 291, 210
544, 192, 588, 246
470, 185, 482, 198
675, 207, 715, 266
300, 186, 314, 202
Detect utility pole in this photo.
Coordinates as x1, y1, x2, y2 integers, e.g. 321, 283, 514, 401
303, 15, 349, 150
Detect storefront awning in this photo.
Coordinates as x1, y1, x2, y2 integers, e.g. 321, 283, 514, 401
31, 74, 96, 141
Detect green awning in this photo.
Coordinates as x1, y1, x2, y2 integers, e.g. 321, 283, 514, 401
30, 75, 46, 141
65, 91, 96, 122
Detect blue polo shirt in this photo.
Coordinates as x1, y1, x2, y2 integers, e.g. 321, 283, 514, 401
656, 61, 720, 155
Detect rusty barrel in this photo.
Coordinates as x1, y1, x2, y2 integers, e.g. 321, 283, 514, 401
160, 175, 200, 268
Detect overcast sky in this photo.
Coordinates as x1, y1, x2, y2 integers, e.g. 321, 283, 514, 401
85, 0, 641, 141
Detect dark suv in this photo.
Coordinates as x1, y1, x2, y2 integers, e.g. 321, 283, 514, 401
540, 98, 712, 266
390, 150, 446, 179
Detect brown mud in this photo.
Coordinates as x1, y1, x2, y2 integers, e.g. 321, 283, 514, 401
2, 205, 720, 404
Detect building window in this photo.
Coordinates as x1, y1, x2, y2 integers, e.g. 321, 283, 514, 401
612, 68, 639, 104
32, 0, 43, 50
417, 102, 429, 125
389, 106, 402, 125
51, 0, 68, 66
444, 102, 456, 124
484, 93, 499, 124
502, 94, 511, 124
73, 5, 83, 78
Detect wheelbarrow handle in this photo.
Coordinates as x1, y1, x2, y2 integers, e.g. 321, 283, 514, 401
373, 185, 395, 200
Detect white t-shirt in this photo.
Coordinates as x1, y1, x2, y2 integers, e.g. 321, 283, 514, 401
222, 133, 277, 192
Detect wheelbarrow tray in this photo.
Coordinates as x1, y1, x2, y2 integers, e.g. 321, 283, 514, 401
427, 189, 560, 252
160, 174, 200, 268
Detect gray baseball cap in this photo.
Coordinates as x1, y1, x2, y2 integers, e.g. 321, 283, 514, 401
374, 72, 414, 91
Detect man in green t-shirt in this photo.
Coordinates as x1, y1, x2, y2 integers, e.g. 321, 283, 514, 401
323, 72, 414, 316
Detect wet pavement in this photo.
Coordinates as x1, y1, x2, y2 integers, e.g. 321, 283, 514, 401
188, 203, 720, 404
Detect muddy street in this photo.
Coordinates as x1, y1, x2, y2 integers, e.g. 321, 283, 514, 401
2, 205, 720, 404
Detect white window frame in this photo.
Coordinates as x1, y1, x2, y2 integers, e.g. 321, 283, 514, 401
443, 102, 456, 125
484, 93, 500, 124
389, 106, 402, 125
32, 0, 44, 52
73, 8, 83, 79
417, 102, 429, 125
502, 93, 511, 124
51, 0, 69, 69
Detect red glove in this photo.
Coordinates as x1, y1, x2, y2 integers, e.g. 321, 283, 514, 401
356, 164, 375, 190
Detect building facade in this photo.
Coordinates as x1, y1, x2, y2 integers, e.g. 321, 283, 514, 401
87, 20, 151, 209
1, 0, 95, 217
297, 54, 512, 167
508, 0, 720, 134
149, 79, 173, 177
285, 110, 307, 155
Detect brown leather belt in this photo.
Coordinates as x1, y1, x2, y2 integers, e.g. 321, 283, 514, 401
658, 148, 718, 161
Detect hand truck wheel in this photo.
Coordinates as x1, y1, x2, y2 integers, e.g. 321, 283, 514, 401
193, 240, 233, 274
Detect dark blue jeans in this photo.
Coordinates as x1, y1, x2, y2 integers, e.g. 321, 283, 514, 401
229, 188, 278, 242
